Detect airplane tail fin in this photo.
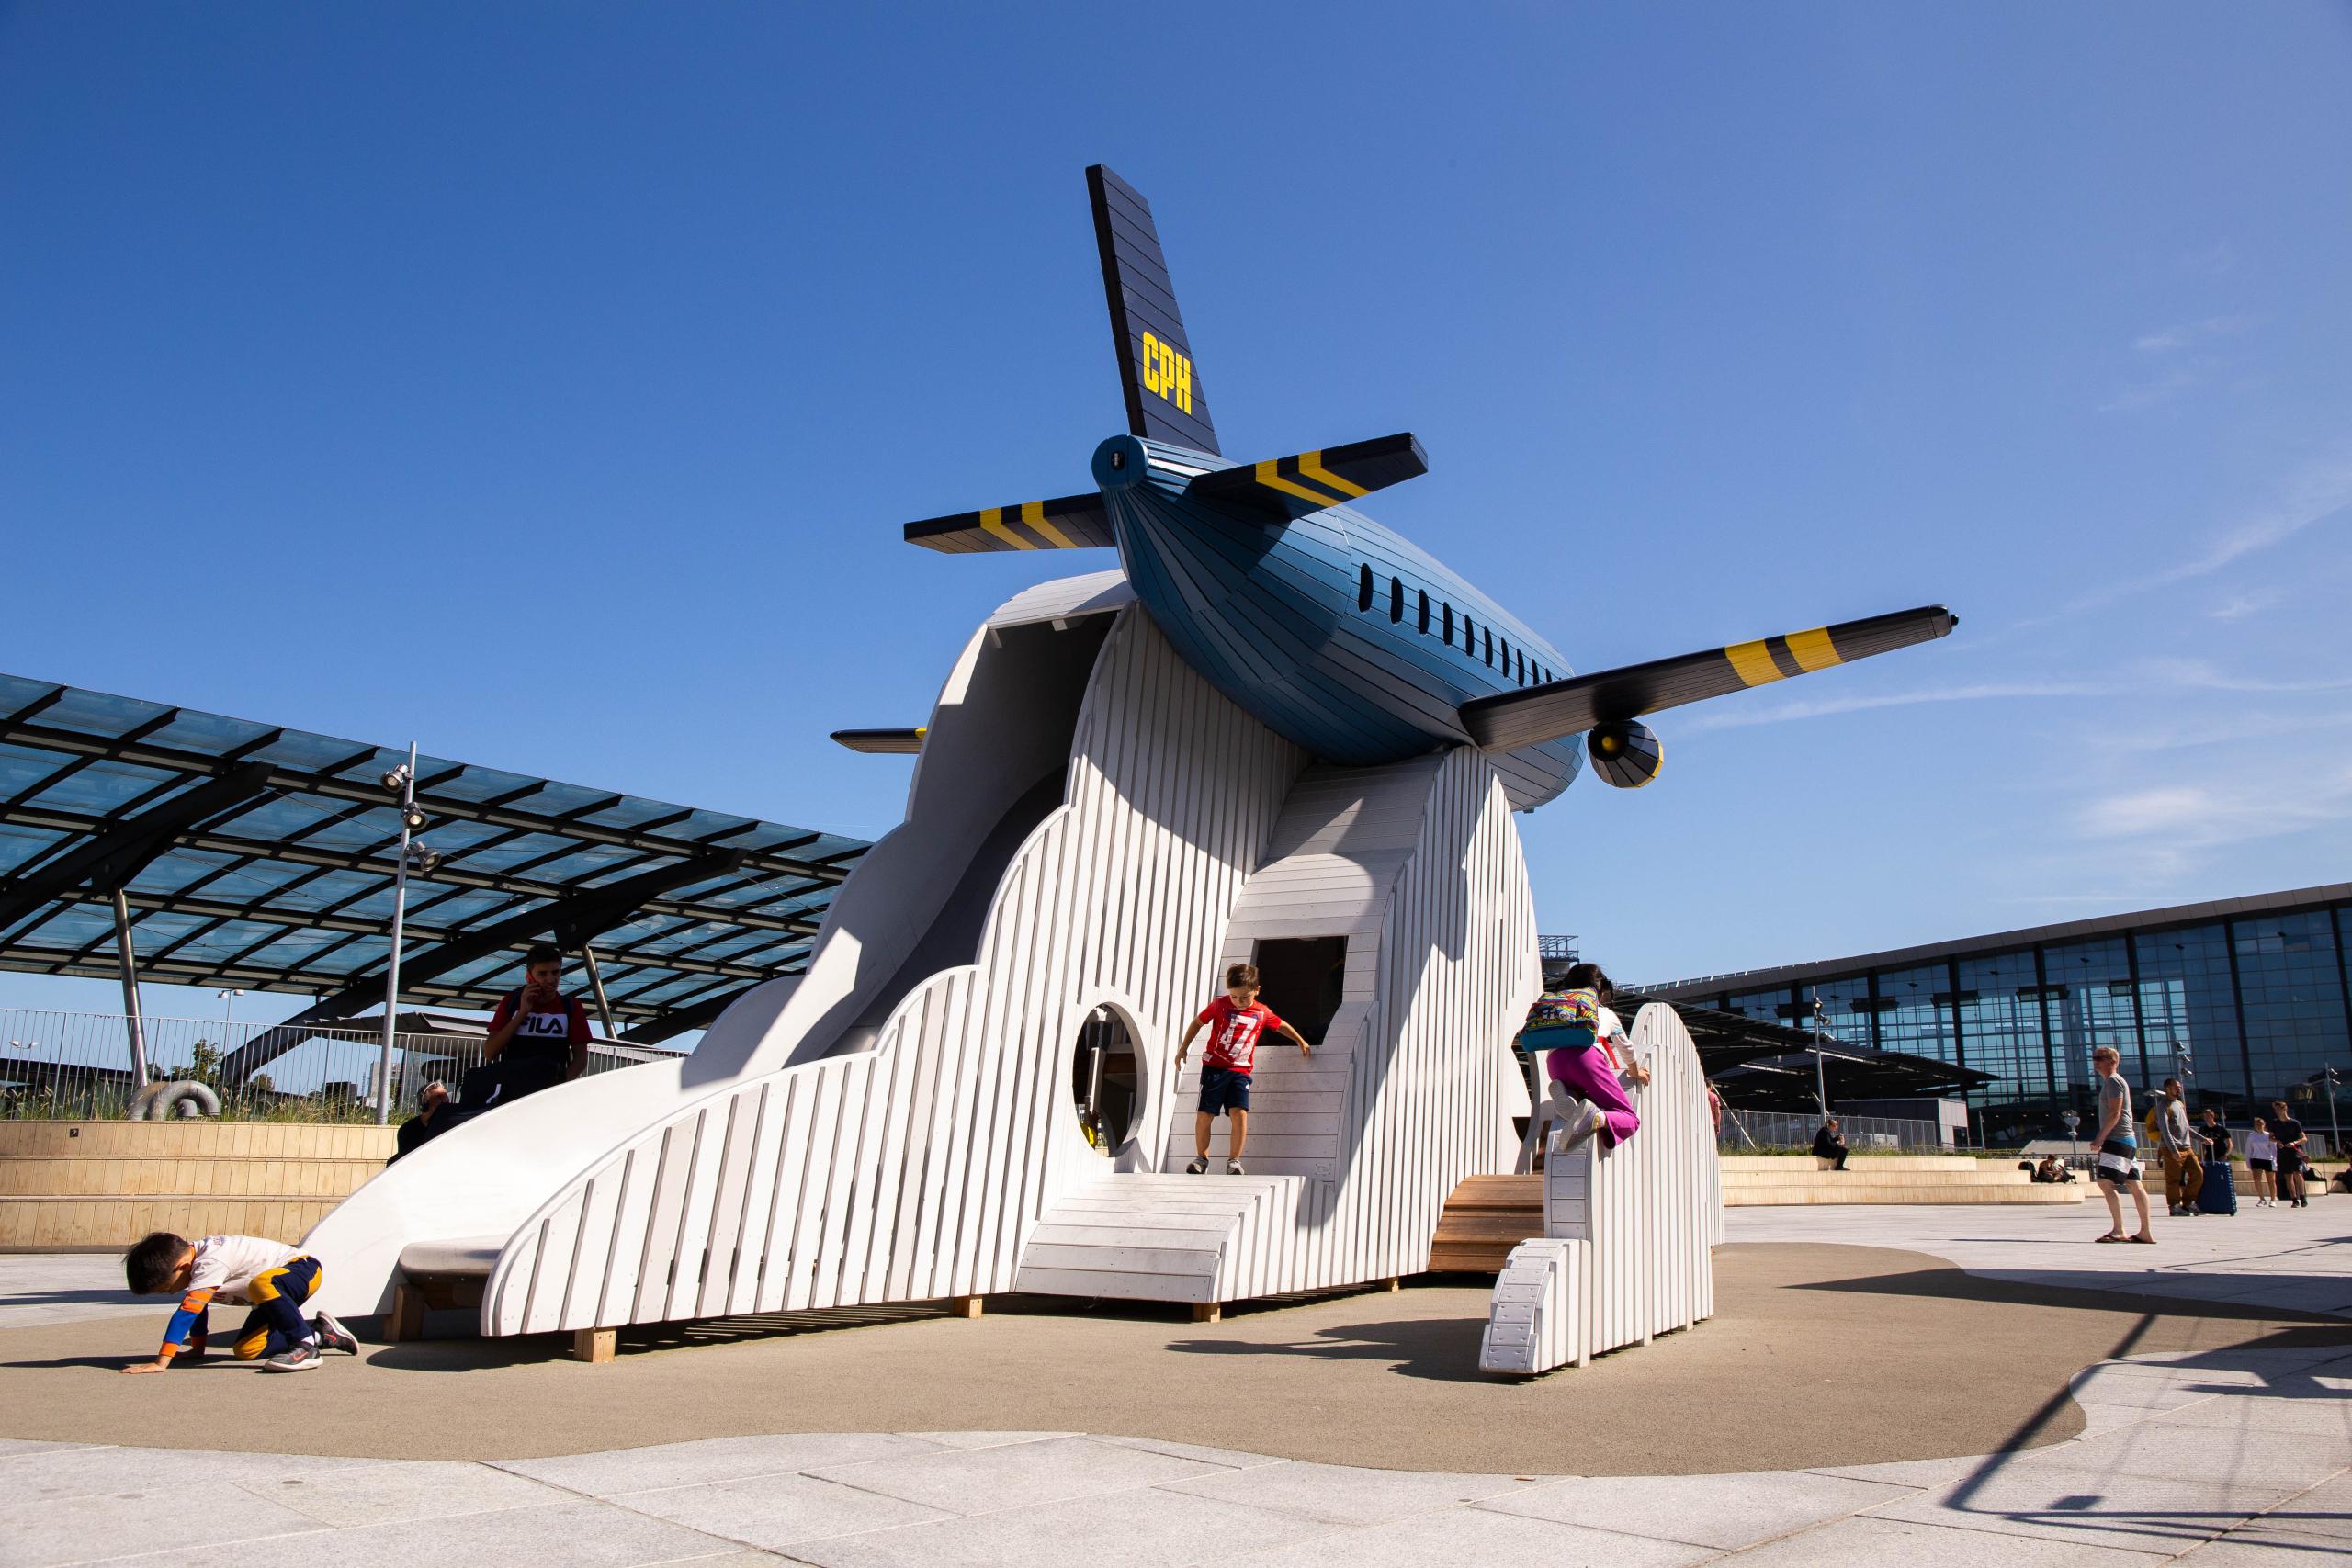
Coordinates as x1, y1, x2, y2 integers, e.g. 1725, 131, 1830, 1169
1088, 164, 1220, 457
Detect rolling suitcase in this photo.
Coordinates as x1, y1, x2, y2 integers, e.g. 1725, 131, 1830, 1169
2197, 1155, 2237, 1215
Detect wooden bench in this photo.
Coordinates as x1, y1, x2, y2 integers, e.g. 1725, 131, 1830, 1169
379, 1237, 635, 1362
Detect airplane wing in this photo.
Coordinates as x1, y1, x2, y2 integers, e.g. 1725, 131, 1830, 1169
904, 494, 1114, 554
1459, 605, 1956, 753
1184, 433, 1429, 519
831, 728, 925, 754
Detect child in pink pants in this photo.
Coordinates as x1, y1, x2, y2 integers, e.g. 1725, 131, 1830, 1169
1523, 964, 1647, 1152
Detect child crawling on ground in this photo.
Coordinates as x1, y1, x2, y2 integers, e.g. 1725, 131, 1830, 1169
120, 1232, 358, 1374
1523, 962, 1648, 1156
1174, 962, 1314, 1176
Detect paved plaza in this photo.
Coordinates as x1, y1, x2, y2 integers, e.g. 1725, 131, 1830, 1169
1, 1203, 2344, 1567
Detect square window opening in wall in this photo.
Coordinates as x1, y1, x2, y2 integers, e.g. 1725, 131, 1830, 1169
1250, 936, 1349, 1047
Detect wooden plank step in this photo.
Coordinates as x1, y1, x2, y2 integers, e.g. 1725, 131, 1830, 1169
1429, 1173, 1543, 1274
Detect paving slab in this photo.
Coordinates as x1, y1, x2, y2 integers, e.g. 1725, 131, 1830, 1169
804, 1435, 1228, 1515
1863, 1468, 2293, 1554
1475, 1468, 1915, 1549
607, 1470, 955, 1551
0, 1441, 378, 1503
492, 1432, 950, 1495
899, 1429, 1075, 1450
2246, 1472, 2352, 1542
2154, 1393, 2352, 1438
2009, 1421, 2348, 1495
0, 1256, 146, 1332
2174, 1532, 2352, 1564
0, 1481, 324, 1568
41, 1496, 742, 1568
1091, 1433, 1296, 1471
1220, 1506, 1715, 1568
242, 1457, 570, 1528
1162, 1459, 1542, 1525
782, 1480, 1336, 1568
1713, 1513, 2174, 1566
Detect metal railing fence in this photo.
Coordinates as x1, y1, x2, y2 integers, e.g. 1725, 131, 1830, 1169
1715, 1108, 1945, 1152
0, 1008, 653, 1123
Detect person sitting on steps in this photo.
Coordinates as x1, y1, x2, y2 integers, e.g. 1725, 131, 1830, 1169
1174, 962, 1314, 1176
1813, 1116, 1850, 1170
1521, 962, 1647, 1158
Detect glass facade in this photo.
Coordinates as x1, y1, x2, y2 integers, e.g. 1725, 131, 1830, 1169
1661, 892, 2352, 1143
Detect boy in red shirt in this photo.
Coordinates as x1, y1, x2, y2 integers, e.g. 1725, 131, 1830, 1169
1173, 962, 1315, 1175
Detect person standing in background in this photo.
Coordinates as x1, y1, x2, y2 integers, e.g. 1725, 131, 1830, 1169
481, 943, 594, 1092
2156, 1078, 2203, 1216
2269, 1100, 2309, 1209
2090, 1046, 2154, 1245
2245, 1117, 2278, 1207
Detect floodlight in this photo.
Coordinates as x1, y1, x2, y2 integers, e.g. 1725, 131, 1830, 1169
381, 763, 413, 793
400, 804, 428, 833
404, 843, 443, 876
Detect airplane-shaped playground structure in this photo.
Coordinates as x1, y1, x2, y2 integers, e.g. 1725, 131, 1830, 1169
306, 167, 1952, 1374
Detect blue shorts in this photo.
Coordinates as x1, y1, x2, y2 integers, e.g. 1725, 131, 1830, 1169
1198, 1066, 1251, 1115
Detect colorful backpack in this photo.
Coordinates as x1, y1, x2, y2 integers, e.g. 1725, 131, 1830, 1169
1520, 987, 1600, 1050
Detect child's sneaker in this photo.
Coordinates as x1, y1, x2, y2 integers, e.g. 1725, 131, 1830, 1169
262, 1339, 322, 1372
1554, 1100, 1605, 1154
1186, 1156, 1208, 1174
312, 1312, 358, 1356
1226, 1159, 1245, 1176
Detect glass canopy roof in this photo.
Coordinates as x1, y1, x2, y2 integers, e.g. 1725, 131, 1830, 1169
0, 674, 868, 1043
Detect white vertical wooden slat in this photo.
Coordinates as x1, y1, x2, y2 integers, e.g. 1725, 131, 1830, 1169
696, 1088, 765, 1317
553, 1165, 621, 1331
725, 1082, 788, 1316
632, 1115, 704, 1323
665, 1104, 732, 1322
779, 1066, 845, 1312
594, 1149, 653, 1329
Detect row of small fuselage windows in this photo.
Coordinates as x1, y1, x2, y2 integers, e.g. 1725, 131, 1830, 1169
1357, 564, 1550, 688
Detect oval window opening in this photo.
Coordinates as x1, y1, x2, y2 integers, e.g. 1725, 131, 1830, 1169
1071, 1007, 1141, 1157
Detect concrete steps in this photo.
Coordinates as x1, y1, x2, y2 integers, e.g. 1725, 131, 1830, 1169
0, 1121, 395, 1250
1432, 1154, 2087, 1274
1721, 1155, 2084, 1207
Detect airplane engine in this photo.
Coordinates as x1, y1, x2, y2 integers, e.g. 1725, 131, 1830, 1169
1587, 720, 1663, 789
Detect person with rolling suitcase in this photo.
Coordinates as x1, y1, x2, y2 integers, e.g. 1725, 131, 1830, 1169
2195, 1107, 2237, 1216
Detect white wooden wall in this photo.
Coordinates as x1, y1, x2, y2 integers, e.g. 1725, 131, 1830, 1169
1480, 1003, 1721, 1375
480, 604, 1308, 1333
1022, 746, 1540, 1304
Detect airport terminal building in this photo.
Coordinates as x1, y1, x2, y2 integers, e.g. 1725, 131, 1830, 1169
1645, 884, 2351, 1144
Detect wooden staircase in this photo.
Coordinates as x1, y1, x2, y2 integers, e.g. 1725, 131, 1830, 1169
1430, 1174, 1541, 1272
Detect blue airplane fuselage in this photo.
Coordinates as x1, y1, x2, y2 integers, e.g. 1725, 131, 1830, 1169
1093, 434, 1582, 811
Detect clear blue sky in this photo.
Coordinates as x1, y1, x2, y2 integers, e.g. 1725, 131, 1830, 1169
4, 1, 2349, 1029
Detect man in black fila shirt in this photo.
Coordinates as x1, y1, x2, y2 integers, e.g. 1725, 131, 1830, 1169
481, 943, 593, 1097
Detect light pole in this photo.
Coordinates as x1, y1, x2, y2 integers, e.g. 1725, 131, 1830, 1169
216, 988, 243, 1041
1809, 986, 1829, 1121
2325, 1066, 2344, 1162
374, 744, 424, 1126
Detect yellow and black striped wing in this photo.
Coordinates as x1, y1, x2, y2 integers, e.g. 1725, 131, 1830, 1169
1460, 605, 1957, 753
1185, 433, 1429, 519
904, 493, 1114, 554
